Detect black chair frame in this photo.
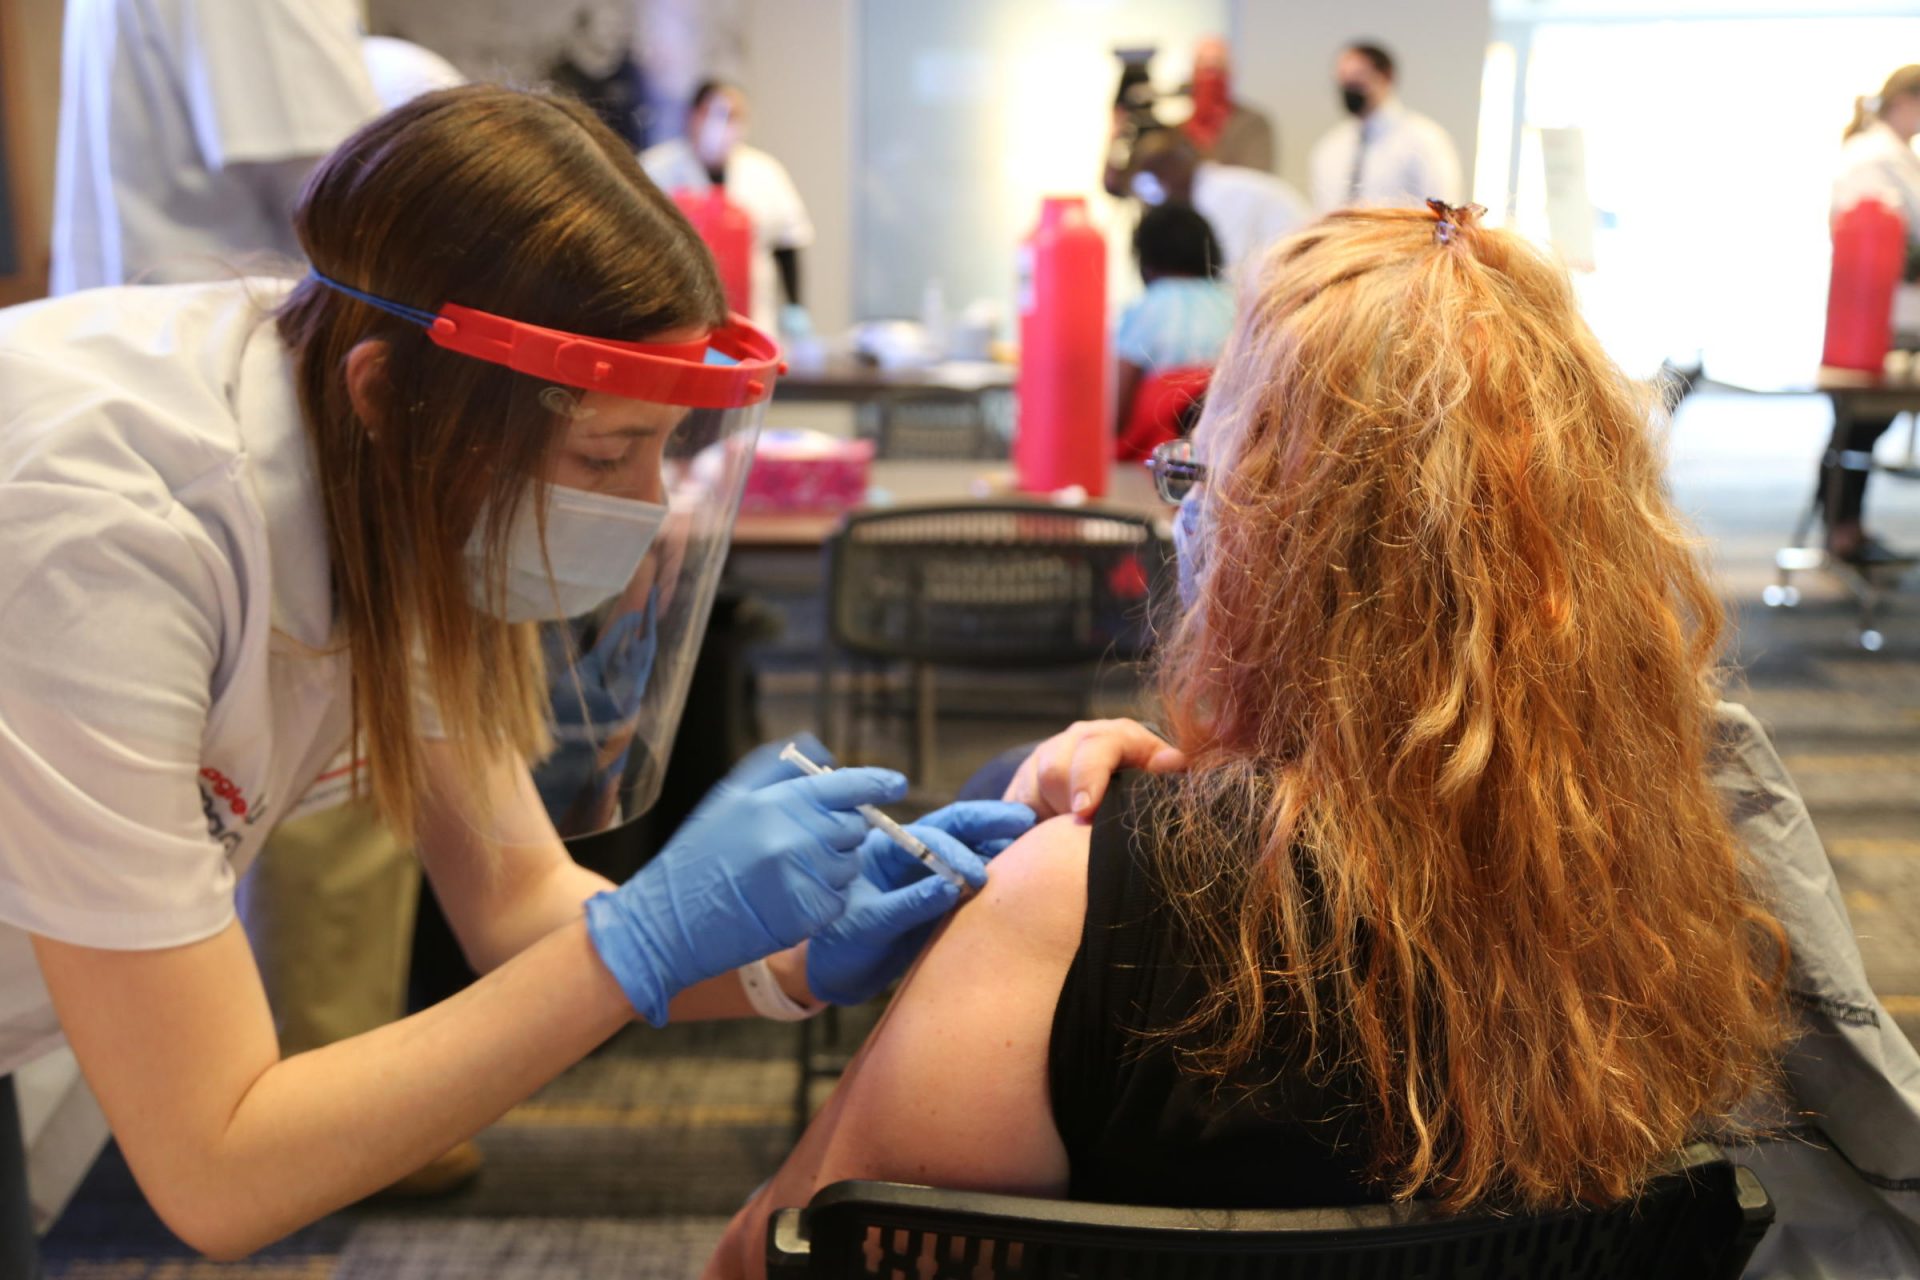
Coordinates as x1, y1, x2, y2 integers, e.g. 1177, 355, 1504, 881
767, 1143, 1772, 1280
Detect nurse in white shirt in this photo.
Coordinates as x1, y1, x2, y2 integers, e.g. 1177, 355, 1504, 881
0, 86, 1027, 1269
642, 81, 815, 337
1308, 42, 1463, 214
1818, 65, 1920, 564
51, 0, 385, 294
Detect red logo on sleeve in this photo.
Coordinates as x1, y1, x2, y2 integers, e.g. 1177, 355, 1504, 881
199, 767, 250, 817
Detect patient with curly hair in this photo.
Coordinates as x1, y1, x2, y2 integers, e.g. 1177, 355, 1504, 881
704, 204, 1793, 1279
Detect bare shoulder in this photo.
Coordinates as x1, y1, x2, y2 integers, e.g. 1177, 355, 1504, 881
708, 816, 1093, 1277
955, 813, 1092, 958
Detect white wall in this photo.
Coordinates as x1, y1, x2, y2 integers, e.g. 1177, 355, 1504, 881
731, 0, 1495, 334
740, 0, 856, 336
1234, 0, 1491, 204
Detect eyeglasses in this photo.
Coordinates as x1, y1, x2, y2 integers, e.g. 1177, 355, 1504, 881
1145, 437, 1206, 504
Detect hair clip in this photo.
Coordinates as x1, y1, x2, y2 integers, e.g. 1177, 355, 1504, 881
1426, 199, 1487, 245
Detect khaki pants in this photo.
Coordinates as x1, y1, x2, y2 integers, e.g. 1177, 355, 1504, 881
242, 800, 420, 1057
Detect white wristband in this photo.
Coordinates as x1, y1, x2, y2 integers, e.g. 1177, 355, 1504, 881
738, 957, 825, 1022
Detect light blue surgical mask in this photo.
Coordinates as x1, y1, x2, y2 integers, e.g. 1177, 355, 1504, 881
1172, 490, 1207, 609
1130, 170, 1168, 207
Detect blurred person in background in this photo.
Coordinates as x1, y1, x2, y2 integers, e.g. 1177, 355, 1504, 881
1818, 65, 1920, 565
1182, 36, 1276, 174
1128, 130, 1308, 278
362, 34, 465, 109
642, 80, 812, 337
1113, 204, 1233, 449
548, 4, 651, 150
1308, 42, 1461, 214
51, 0, 382, 293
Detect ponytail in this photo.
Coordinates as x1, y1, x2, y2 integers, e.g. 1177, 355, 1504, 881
1850, 66, 1920, 142
1844, 95, 1876, 142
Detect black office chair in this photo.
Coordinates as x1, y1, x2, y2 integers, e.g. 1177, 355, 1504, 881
766, 1143, 1772, 1280
816, 503, 1170, 786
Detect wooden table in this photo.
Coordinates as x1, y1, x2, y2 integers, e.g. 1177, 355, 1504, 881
1759, 364, 1920, 649
731, 459, 1169, 551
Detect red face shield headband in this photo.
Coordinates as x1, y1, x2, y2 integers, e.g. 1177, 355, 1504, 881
307, 271, 785, 409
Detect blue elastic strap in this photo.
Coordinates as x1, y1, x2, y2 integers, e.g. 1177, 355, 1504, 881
308, 271, 439, 329
703, 347, 738, 367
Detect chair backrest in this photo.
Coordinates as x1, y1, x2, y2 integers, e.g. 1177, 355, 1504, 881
1117, 365, 1211, 462
823, 504, 1170, 668
767, 1143, 1772, 1280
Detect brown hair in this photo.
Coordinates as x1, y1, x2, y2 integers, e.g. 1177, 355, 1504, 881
276, 85, 725, 836
1846, 65, 1920, 140
1154, 205, 1789, 1211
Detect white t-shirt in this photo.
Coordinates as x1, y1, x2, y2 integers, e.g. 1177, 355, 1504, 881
1308, 96, 1463, 214
1833, 119, 1920, 334
1191, 162, 1312, 276
0, 280, 353, 1073
640, 137, 814, 334
51, 0, 384, 294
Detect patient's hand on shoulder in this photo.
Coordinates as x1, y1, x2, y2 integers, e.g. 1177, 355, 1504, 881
704, 815, 1091, 1280
1003, 719, 1187, 821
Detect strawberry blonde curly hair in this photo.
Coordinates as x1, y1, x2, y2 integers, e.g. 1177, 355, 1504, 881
1155, 204, 1789, 1211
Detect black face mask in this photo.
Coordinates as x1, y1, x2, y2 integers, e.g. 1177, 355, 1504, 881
1340, 84, 1369, 116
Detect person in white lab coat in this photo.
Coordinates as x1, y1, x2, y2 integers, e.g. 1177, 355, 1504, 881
0, 87, 1028, 1273
1127, 129, 1310, 278
1816, 65, 1920, 564
362, 34, 467, 111
641, 80, 813, 337
50, 0, 385, 294
1307, 42, 1462, 215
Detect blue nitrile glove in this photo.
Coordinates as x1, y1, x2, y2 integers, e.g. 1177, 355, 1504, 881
585, 763, 907, 1025
806, 800, 1036, 1006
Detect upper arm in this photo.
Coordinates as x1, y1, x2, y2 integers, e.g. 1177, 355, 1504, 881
1114, 297, 1155, 369
0, 485, 240, 946
760, 158, 814, 249
1421, 124, 1464, 203
714, 816, 1091, 1279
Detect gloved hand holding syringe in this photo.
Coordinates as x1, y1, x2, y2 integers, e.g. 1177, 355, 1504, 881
779, 742, 972, 892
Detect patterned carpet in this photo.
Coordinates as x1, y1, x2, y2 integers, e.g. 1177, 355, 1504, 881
40, 388, 1920, 1275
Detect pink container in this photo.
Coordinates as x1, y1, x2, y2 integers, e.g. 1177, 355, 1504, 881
741, 430, 876, 513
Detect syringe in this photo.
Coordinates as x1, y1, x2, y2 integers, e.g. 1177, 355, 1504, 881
778, 742, 972, 892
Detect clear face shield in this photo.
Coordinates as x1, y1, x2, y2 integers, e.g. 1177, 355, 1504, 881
531, 394, 766, 834
306, 273, 781, 837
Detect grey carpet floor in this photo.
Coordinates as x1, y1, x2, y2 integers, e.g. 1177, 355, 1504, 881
42, 387, 1920, 1276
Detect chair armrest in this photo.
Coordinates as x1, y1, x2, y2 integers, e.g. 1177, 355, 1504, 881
1710, 1165, 1776, 1280
766, 1206, 812, 1278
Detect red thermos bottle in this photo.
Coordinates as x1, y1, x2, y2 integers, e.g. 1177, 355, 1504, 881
674, 188, 753, 318
1017, 197, 1109, 497
1822, 198, 1907, 374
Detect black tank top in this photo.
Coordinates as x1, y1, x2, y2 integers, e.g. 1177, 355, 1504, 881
1046, 772, 1380, 1208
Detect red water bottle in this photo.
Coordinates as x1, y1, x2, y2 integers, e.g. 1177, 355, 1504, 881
674, 188, 753, 318
1016, 196, 1109, 497
1823, 198, 1906, 374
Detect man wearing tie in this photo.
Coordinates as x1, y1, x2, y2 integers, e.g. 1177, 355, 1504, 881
1308, 42, 1462, 214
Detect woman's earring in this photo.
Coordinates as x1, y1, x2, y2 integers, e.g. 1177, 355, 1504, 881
540, 385, 596, 422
